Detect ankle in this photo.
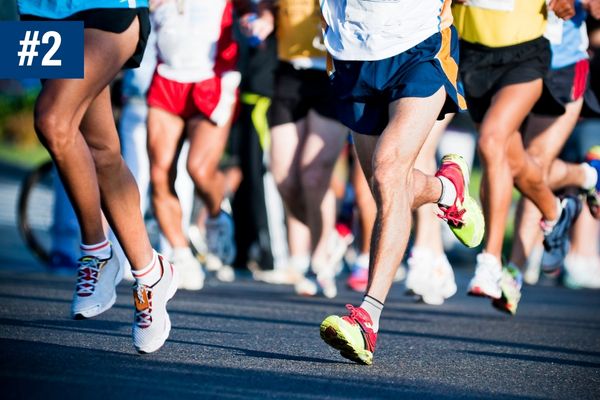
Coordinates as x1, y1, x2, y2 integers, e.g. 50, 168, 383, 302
80, 239, 111, 260
360, 294, 384, 332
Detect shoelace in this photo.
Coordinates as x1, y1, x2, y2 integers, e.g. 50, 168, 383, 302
437, 204, 466, 227
343, 304, 376, 351
76, 257, 102, 296
134, 284, 153, 328
344, 304, 367, 325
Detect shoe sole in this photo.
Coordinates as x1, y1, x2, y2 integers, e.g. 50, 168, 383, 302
72, 261, 123, 320
72, 292, 116, 320
492, 297, 517, 315
135, 267, 179, 354
467, 286, 501, 300
320, 318, 373, 365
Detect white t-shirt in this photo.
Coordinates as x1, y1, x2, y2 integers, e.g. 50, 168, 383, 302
321, 0, 452, 61
152, 0, 229, 83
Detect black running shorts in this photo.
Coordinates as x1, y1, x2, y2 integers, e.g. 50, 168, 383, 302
21, 8, 150, 69
269, 61, 338, 127
459, 36, 551, 123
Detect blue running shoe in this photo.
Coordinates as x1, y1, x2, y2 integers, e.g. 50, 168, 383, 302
541, 196, 582, 273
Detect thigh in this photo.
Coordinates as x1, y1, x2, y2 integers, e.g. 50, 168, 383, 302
270, 119, 307, 184
36, 18, 141, 132
482, 79, 544, 141
300, 111, 347, 171
414, 113, 453, 172
79, 86, 122, 158
147, 107, 185, 172
525, 98, 584, 162
375, 87, 448, 170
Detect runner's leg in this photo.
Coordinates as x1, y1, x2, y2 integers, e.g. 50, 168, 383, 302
147, 107, 186, 248
186, 116, 232, 217
510, 99, 583, 268
270, 120, 308, 221
34, 19, 154, 268
478, 80, 556, 259
300, 110, 347, 266
353, 88, 447, 302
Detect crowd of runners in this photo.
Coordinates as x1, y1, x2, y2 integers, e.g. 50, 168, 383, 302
15, 0, 600, 363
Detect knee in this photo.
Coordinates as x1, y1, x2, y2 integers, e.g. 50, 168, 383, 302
526, 147, 550, 176
187, 159, 212, 193
372, 158, 411, 204
477, 130, 505, 163
275, 176, 300, 204
34, 108, 74, 157
300, 163, 331, 195
90, 141, 122, 174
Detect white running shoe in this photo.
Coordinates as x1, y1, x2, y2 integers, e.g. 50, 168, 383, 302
216, 264, 236, 282
328, 226, 354, 275
206, 211, 236, 266
294, 274, 338, 299
523, 245, 543, 286
419, 255, 457, 306
71, 251, 123, 319
132, 254, 178, 354
188, 224, 208, 263
171, 248, 204, 291
468, 253, 502, 299
318, 271, 338, 299
564, 254, 600, 289
405, 247, 434, 295
295, 276, 318, 296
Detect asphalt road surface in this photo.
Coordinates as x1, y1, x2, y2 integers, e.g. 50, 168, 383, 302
1, 164, 599, 399
1, 266, 599, 400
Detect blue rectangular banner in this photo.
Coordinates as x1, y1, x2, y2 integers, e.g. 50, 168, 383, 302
0, 21, 84, 79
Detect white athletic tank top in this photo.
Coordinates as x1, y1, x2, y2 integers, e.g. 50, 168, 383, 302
320, 0, 452, 61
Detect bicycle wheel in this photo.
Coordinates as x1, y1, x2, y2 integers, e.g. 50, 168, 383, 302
17, 160, 54, 265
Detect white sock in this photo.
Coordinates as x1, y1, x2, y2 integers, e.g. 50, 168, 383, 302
80, 239, 111, 260
132, 251, 162, 287
354, 253, 369, 270
582, 162, 598, 191
437, 176, 457, 207
542, 198, 562, 233
360, 295, 384, 332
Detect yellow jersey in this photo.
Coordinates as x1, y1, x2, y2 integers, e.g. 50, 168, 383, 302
276, 0, 326, 65
452, 0, 547, 48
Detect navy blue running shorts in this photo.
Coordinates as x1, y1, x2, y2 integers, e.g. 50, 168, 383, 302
328, 26, 466, 136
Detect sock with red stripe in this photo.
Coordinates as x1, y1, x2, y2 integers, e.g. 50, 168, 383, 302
80, 239, 111, 260
360, 295, 384, 332
132, 251, 161, 287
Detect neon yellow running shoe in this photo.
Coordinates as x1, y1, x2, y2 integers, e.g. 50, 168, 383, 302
492, 264, 523, 315
320, 305, 377, 365
435, 154, 484, 248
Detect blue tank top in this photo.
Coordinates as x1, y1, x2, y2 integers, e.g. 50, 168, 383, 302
18, 0, 149, 19
551, 1, 588, 70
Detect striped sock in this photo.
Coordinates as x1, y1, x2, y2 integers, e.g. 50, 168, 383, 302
132, 251, 161, 287
80, 239, 111, 260
360, 294, 384, 332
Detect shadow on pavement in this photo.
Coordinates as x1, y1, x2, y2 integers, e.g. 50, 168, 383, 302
0, 338, 540, 400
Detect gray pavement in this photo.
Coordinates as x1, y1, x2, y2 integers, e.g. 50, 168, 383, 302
1, 164, 599, 399
1, 267, 600, 399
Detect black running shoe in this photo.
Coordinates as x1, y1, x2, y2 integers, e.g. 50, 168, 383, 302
541, 196, 582, 273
